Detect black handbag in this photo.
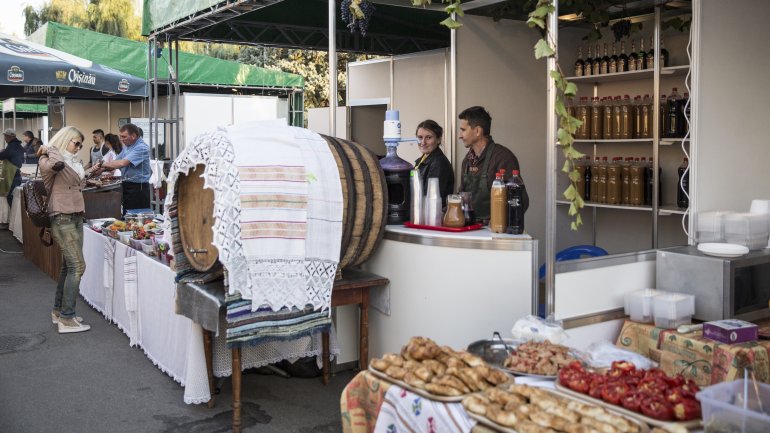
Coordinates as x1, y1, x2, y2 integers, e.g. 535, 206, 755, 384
21, 166, 53, 246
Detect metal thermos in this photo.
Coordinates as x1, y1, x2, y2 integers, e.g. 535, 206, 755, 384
410, 169, 424, 225
424, 177, 442, 226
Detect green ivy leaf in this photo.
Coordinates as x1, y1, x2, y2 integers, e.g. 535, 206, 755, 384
534, 39, 555, 59
531, 5, 553, 19
569, 202, 578, 216
575, 196, 585, 208
563, 184, 577, 200
550, 70, 564, 87
563, 145, 583, 160
555, 100, 567, 117
440, 17, 463, 29
527, 17, 545, 29
564, 82, 578, 97
575, 212, 583, 227
568, 169, 581, 182
571, 221, 578, 231
558, 128, 574, 146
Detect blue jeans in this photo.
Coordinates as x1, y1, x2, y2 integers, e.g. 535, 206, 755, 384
50, 213, 86, 319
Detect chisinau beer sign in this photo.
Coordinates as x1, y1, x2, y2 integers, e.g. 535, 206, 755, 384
7, 66, 24, 82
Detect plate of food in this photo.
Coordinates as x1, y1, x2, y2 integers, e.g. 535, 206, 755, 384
463, 382, 650, 433
503, 340, 580, 379
555, 360, 702, 429
368, 336, 512, 402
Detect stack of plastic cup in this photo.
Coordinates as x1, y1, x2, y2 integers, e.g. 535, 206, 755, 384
424, 178, 442, 227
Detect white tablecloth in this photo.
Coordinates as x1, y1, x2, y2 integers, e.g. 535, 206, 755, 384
79, 228, 339, 404
9, 187, 22, 243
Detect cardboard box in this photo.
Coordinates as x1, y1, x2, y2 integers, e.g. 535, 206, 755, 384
703, 319, 759, 344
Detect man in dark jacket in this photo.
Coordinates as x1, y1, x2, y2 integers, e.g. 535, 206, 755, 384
1, 128, 24, 207
459, 106, 529, 222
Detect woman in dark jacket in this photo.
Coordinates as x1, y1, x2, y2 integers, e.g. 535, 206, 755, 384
413, 120, 454, 206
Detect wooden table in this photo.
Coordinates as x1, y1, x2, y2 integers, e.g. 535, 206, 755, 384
202, 269, 388, 433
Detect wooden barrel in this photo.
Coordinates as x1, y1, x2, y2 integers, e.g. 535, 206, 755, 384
176, 137, 387, 272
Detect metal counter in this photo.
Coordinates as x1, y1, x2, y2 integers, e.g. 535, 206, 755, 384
384, 225, 535, 251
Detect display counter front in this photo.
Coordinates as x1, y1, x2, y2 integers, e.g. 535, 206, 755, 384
359, 225, 537, 359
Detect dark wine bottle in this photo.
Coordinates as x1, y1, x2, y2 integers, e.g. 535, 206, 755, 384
628, 40, 638, 71
618, 40, 628, 72
609, 42, 618, 73
636, 37, 647, 70
593, 43, 602, 75
600, 43, 610, 74
585, 45, 594, 76
575, 47, 585, 76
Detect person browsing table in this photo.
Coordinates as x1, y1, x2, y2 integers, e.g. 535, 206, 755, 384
96, 123, 151, 212
413, 120, 454, 207
459, 106, 529, 222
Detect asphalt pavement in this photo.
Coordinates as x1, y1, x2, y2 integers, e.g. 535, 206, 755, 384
0, 229, 354, 433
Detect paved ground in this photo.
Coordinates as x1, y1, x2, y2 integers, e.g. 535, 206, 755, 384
0, 229, 355, 433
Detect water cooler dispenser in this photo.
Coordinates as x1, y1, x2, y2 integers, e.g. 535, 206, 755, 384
379, 110, 414, 225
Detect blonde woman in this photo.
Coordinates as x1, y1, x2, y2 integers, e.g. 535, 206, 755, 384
38, 126, 97, 333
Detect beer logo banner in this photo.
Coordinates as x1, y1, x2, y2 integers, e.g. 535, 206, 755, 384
7, 66, 24, 82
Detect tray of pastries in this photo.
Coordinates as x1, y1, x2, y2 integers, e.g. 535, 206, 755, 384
503, 340, 580, 378
369, 336, 512, 402
463, 382, 652, 433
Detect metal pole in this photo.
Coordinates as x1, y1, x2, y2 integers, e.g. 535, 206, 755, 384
174, 38, 180, 158
450, 22, 457, 172
652, 7, 661, 248
329, 0, 337, 137
544, 2, 558, 318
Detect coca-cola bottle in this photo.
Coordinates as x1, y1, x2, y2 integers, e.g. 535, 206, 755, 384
677, 158, 689, 208
505, 170, 525, 235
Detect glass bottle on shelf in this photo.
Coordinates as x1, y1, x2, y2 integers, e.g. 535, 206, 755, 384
633, 95, 643, 139
660, 37, 669, 67
590, 97, 602, 139
677, 157, 689, 208
598, 156, 608, 203
641, 94, 652, 138
576, 97, 590, 139
575, 47, 584, 77
620, 95, 632, 139
628, 39, 638, 71
630, 157, 643, 206
659, 94, 669, 139
607, 157, 621, 205
585, 45, 594, 76
644, 158, 662, 206
593, 43, 602, 75
590, 156, 600, 202
647, 36, 655, 70
584, 156, 592, 201
600, 43, 610, 75
609, 42, 618, 73
636, 37, 647, 70
621, 157, 632, 205
618, 40, 628, 72
667, 88, 683, 138
612, 96, 622, 140
602, 97, 613, 139
575, 157, 586, 199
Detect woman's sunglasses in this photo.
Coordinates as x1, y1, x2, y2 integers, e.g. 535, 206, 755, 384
71, 139, 83, 149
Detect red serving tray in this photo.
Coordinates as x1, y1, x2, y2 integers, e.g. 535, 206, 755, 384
404, 222, 484, 232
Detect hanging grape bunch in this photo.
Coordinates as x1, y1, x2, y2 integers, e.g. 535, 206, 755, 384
611, 19, 632, 42
341, 0, 376, 36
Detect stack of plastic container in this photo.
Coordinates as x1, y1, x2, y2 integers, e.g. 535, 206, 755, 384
695, 211, 733, 243
624, 288, 695, 329
624, 288, 661, 323
724, 213, 770, 250
653, 293, 696, 328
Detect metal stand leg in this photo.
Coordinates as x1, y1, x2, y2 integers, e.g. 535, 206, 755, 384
232, 347, 242, 433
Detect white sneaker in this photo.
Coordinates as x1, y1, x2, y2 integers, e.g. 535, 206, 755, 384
58, 317, 91, 334
51, 311, 83, 324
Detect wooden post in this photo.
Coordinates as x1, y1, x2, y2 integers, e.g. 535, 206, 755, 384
232, 347, 242, 433
203, 330, 215, 408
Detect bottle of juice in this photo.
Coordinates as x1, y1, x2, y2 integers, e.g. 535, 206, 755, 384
630, 157, 643, 205
607, 157, 621, 205
490, 169, 507, 233
598, 156, 608, 203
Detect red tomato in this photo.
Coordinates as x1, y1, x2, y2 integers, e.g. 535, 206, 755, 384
588, 379, 605, 399
622, 374, 641, 387
600, 382, 630, 405
681, 379, 701, 395
620, 391, 645, 413
643, 368, 667, 381
673, 398, 702, 421
611, 360, 636, 374
638, 377, 668, 395
640, 396, 675, 421
663, 374, 685, 388
665, 387, 687, 405
568, 377, 590, 394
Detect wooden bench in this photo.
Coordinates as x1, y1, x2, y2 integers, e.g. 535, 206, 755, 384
185, 269, 389, 433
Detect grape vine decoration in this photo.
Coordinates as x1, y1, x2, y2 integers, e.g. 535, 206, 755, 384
341, 0, 376, 36
610, 19, 632, 41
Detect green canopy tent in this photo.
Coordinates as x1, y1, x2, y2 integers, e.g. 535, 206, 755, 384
30, 22, 304, 95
